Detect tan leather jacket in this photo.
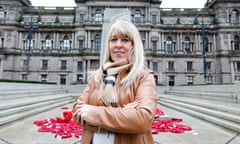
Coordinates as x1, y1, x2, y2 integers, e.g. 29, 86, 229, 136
72, 69, 157, 144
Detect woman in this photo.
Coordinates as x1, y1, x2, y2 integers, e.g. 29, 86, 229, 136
72, 20, 157, 144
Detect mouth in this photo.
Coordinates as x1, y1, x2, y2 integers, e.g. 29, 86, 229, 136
114, 51, 125, 54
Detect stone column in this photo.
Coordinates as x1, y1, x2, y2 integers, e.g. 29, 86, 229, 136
162, 32, 165, 52
88, 30, 91, 49
84, 30, 88, 49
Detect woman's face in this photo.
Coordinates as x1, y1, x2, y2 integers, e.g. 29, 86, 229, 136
109, 31, 133, 62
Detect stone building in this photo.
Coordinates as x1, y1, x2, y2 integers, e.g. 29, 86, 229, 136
0, 0, 239, 85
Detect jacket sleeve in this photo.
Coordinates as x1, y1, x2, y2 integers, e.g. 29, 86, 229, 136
85, 71, 157, 134
72, 76, 95, 125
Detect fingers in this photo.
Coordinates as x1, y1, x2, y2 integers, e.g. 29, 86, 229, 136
74, 104, 92, 125
73, 105, 87, 125
73, 109, 82, 124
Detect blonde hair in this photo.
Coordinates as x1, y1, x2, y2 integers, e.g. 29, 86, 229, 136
94, 20, 146, 88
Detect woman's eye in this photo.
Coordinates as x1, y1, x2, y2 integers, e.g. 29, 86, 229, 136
110, 38, 117, 42
122, 38, 129, 42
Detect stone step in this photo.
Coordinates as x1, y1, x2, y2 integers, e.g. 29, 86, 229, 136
159, 95, 240, 116
0, 88, 69, 100
0, 93, 79, 111
164, 90, 239, 103
0, 95, 77, 127
158, 97, 240, 132
159, 98, 240, 124
0, 97, 72, 117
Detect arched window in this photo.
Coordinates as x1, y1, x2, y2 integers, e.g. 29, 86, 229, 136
63, 35, 70, 51
94, 34, 101, 50
0, 6, 5, 19
234, 35, 240, 51
95, 9, 102, 22
26, 34, 33, 51
184, 37, 190, 53
134, 10, 142, 24
230, 10, 239, 24
44, 35, 52, 51
166, 37, 173, 53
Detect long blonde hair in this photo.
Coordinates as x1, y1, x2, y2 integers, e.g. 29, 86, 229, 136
94, 20, 146, 88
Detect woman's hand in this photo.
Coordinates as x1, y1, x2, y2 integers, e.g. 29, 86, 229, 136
73, 104, 93, 125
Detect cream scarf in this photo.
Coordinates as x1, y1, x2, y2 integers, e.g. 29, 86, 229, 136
98, 58, 131, 107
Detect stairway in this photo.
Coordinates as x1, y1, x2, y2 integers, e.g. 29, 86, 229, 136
0, 83, 80, 127
158, 94, 240, 132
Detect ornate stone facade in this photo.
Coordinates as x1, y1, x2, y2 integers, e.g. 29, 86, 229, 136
0, 0, 239, 85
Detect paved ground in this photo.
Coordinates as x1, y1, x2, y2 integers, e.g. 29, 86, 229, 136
155, 104, 240, 144
0, 102, 239, 144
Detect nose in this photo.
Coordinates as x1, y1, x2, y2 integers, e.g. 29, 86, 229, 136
115, 39, 123, 47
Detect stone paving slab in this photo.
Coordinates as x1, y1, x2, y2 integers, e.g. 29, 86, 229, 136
0, 102, 239, 144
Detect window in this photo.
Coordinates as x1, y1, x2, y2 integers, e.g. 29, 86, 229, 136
0, 38, 4, 48
166, 37, 173, 53
42, 60, 48, 70
41, 74, 48, 82
235, 76, 240, 81
60, 60, 67, 70
0, 7, 5, 19
237, 62, 240, 72
43, 35, 52, 51
187, 61, 193, 72
235, 61, 240, 72
90, 60, 99, 70
134, 10, 142, 24
168, 76, 175, 86
168, 61, 174, 72
0, 11, 4, 19
60, 74, 66, 85
77, 61, 83, 71
206, 76, 213, 84
152, 40, 157, 52
22, 59, 28, 69
186, 76, 193, 85
79, 39, 84, 50
21, 74, 28, 80
230, 10, 238, 24
79, 14, 84, 23
184, 37, 190, 53
152, 62, 158, 72
23, 35, 33, 51
77, 74, 84, 83
233, 61, 240, 73
95, 9, 102, 22
203, 37, 209, 52
206, 62, 211, 72
234, 35, 240, 51
142, 40, 145, 48
26, 38, 33, 51
63, 35, 70, 51
94, 34, 101, 50
152, 15, 157, 25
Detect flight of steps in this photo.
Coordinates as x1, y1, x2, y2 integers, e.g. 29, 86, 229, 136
158, 94, 240, 132
164, 89, 239, 104
0, 83, 80, 127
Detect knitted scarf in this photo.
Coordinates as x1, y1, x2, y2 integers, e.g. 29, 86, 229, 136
98, 58, 131, 107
